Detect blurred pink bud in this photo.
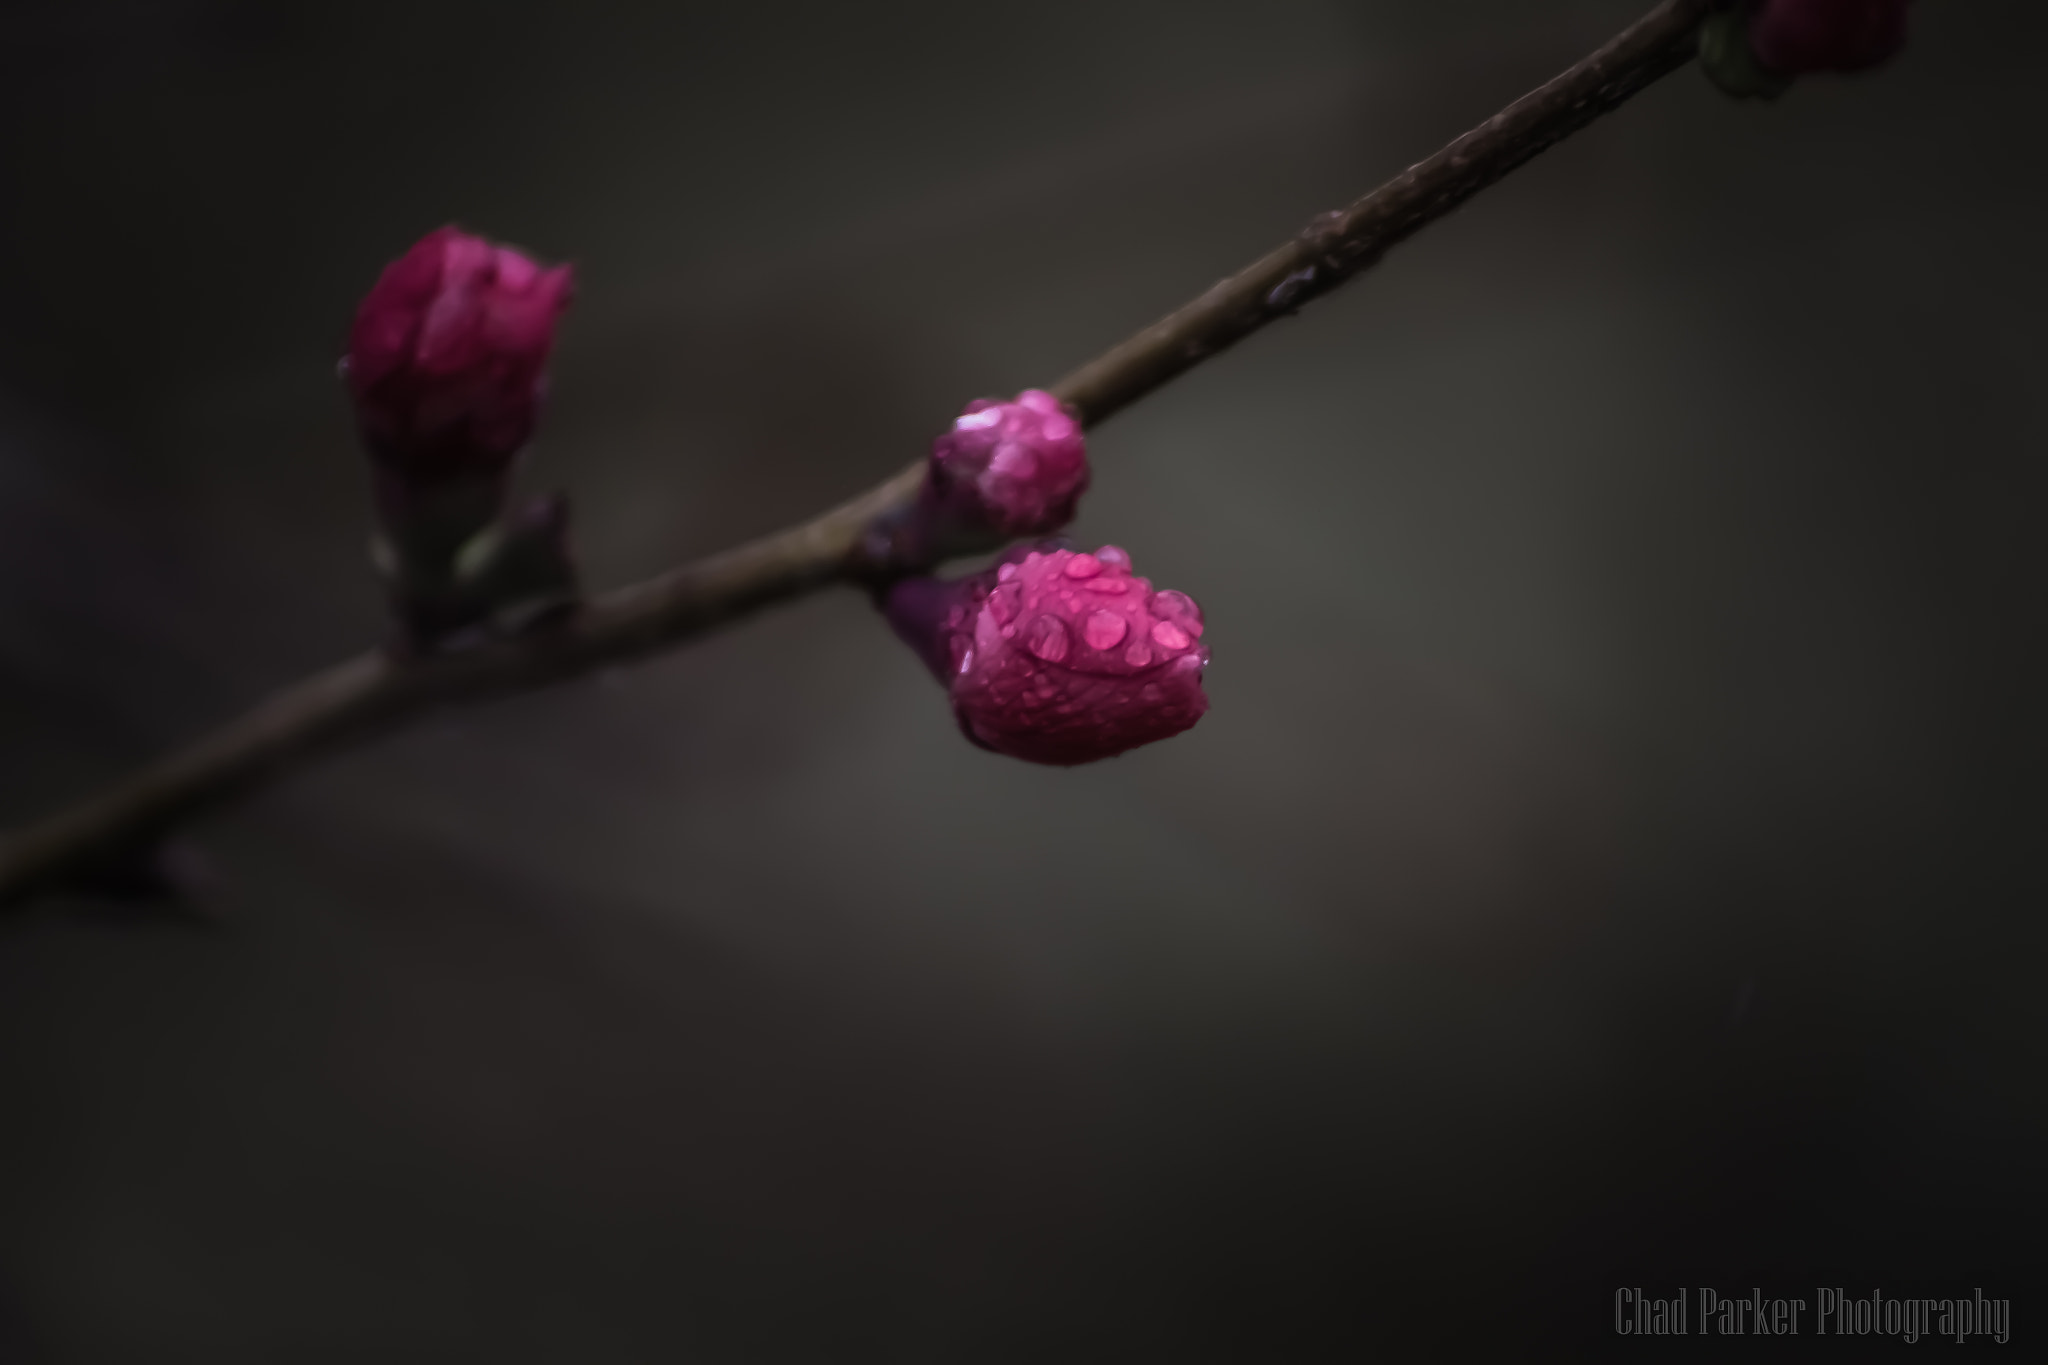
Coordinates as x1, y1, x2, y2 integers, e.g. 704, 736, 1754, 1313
1749, 0, 1909, 75
345, 226, 574, 479
927, 389, 1090, 538
883, 544, 1209, 766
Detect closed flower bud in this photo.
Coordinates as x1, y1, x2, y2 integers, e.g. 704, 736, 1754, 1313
345, 226, 574, 480
928, 389, 1090, 540
883, 544, 1209, 766
1750, 0, 1909, 76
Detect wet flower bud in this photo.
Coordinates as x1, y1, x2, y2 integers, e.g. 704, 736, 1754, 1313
882, 543, 1209, 766
1749, 0, 1910, 75
928, 389, 1089, 540
345, 225, 574, 480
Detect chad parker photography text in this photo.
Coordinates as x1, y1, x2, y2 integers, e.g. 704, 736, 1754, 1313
1615, 1288, 2011, 1343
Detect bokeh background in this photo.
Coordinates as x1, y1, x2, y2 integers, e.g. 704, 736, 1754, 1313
1, 1, 2041, 1358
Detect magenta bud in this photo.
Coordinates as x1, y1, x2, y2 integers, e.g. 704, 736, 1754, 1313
345, 225, 574, 480
882, 543, 1210, 766
927, 389, 1090, 540
1748, 0, 1909, 75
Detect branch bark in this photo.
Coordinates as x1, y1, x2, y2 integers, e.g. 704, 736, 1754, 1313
0, 0, 1714, 909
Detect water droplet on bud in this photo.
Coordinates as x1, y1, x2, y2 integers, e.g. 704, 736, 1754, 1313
1083, 610, 1128, 650
1151, 590, 1203, 636
1024, 615, 1071, 663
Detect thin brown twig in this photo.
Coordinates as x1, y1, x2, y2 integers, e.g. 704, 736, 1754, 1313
0, 0, 1714, 909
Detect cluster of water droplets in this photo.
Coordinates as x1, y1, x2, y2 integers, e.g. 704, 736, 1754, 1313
942, 545, 1210, 765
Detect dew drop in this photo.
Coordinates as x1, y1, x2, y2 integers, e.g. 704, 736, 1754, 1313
1084, 577, 1128, 594
1124, 641, 1152, 668
1151, 620, 1191, 651
1064, 553, 1102, 579
987, 583, 1021, 625
1141, 684, 1162, 702
952, 641, 975, 676
997, 562, 1018, 583
1151, 590, 1203, 636
1082, 610, 1128, 650
1096, 545, 1130, 570
1024, 614, 1071, 663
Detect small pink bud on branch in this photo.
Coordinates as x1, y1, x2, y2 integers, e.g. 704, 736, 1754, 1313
344, 227, 580, 648
928, 389, 1089, 540
1701, 0, 1910, 98
865, 391, 1092, 570
1750, 0, 1909, 74
882, 544, 1209, 765
346, 226, 574, 479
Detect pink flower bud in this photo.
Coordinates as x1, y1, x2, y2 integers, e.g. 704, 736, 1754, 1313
927, 389, 1090, 539
1748, 0, 1909, 75
883, 544, 1210, 766
345, 226, 574, 479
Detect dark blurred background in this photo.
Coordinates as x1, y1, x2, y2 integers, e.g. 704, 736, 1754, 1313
1, 1, 2041, 1359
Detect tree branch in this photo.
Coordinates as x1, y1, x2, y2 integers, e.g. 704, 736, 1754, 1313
0, 0, 1713, 909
